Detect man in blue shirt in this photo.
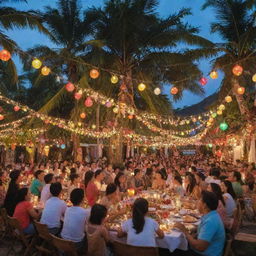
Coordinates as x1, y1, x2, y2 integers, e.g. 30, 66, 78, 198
175, 190, 225, 256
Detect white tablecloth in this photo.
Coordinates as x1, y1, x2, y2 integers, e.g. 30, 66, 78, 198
110, 230, 188, 252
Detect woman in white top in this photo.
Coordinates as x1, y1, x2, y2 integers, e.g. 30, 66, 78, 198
221, 180, 236, 217
118, 198, 164, 247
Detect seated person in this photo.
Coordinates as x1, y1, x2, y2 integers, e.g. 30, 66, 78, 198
40, 173, 54, 205
128, 169, 144, 191
13, 188, 40, 234
118, 198, 164, 247
152, 170, 166, 190
87, 204, 110, 256
99, 183, 118, 210
30, 170, 44, 197
40, 182, 67, 234
61, 189, 88, 254
174, 191, 225, 256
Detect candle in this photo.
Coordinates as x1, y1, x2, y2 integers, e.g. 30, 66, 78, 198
127, 188, 135, 197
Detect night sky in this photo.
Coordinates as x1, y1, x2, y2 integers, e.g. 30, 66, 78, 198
4, 0, 222, 108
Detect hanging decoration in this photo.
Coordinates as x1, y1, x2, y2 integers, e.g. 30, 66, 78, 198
90, 69, 100, 79
0, 115, 4, 120
111, 75, 119, 84
74, 91, 82, 100
84, 97, 93, 107
225, 96, 232, 103
218, 104, 225, 111
14, 106, 20, 112
65, 82, 75, 92
200, 77, 208, 86
170, 87, 178, 95
154, 88, 161, 95
41, 66, 51, 76
80, 112, 86, 119
232, 64, 243, 76
32, 58, 42, 69
0, 49, 11, 61
210, 71, 218, 79
252, 74, 256, 82
220, 122, 228, 131
237, 86, 245, 95
138, 83, 146, 91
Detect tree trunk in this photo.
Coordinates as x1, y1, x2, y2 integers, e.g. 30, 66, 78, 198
110, 128, 123, 166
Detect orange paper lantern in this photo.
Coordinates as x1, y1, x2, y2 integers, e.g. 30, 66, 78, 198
237, 86, 245, 95
90, 69, 100, 79
0, 49, 11, 61
80, 112, 86, 119
232, 65, 243, 76
14, 106, 20, 112
41, 66, 51, 76
170, 87, 178, 95
0, 114, 4, 120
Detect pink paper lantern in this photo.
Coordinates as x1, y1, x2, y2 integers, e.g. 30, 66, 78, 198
74, 92, 82, 100
65, 82, 75, 92
200, 77, 208, 86
84, 97, 93, 107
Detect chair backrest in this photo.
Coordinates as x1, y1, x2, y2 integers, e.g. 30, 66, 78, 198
222, 234, 233, 256
50, 234, 78, 256
113, 240, 159, 256
230, 200, 242, 237
34, 221, 52, 242
0, 208, 8, 226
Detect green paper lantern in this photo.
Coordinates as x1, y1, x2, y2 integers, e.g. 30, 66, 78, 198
220, 122, 228, 131
208, 144, 213, 148
212, 113, 217, 118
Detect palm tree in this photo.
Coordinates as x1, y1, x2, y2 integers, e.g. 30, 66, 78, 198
83, 0, 215, 163
0, 0, 50, 87
202, 0, 256, 122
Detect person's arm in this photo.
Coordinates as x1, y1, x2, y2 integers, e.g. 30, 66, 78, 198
101, 226, 110, 242
156, 228, 164, 239
117, 228, 127, 238
28, 207, 40, 220
117, 221, 128, 238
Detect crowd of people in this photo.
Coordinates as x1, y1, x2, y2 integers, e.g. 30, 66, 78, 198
0, 152, 255, 256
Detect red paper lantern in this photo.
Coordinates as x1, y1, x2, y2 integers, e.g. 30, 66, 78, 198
80, 112, 86, 119
14, 106, 20, 112
0, 114, 4, 120
200, 77, 208, 86
170, 87, 178, 95
84, 97, 93, 107
232, 65, 243, 76
0, 49, 11, 61
65, 82, 75, 92
74, 92, 82, 100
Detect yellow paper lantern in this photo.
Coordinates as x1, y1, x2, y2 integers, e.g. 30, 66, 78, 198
225, 96, 232, 103
209, 117, 214, 123
113, 107, 119, 113
111, 75, 119, 84
154, 88, 161, 95
41, 66, 51, 76
90, 69, 100, 79
210, 70, 218, 79
32, 58, 42, 69
237, 86, 245, 95
252, 74, 256, 82
218, 104, 225, 111
138, 83, 146, 91
92, 124, 96, 129
217, 110, 223, 115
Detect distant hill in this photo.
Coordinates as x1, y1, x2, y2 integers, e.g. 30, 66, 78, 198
175, 93, 218, 116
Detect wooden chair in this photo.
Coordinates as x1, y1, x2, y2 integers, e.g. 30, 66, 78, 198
230, 201, 242, 238
0, 208, 10, 240
235, 232, 256, 243
6, 216, 35, 256
34, 221, 54, 255
222, 234, 234, 256
50, 234, 79, 256
113, 240, 159, 256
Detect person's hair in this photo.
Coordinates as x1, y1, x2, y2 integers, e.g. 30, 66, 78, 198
70, 173, 79, 183
106, 183, 117, 196
70, 168, 76, 175
159, 168, 167, 180
70, 188, 84, 205
156, 170, 165, 180
50, 182, 62, 197
223, 180, 236, 199
34, 170, 44, 179
84, 171, 94, 188
210, 183, 225, 206
186, 173, 196, 194
145, 168, 153, 176
9, 170, 21, 182
44, 173, 54, 184
211, 168, 221, 178
201, 190, 218, 210
195, 172, 205, 182
134, 169, 140, 177
114, 172, 124, 189
89, 204, 107, 225
132, 198, 148, 234
191, 166, 197, 173
15, 188, 28, 205
233, 171, 242, 183
94, 169, 103, 178
174, 175, 182, 185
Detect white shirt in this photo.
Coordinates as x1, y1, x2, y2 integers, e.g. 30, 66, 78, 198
40, 184, 51, 205
224, 193, 236, 217
40, 197, 67, 228
122, 217, 159, 247
61, 206, 87, 242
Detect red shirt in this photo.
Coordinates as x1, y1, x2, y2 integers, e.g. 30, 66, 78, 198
85, 182, 99, 206
13, 201, 33, 229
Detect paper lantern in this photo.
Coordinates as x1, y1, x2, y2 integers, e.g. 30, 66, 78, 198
84, 97, 93, 107
237, 86, 245, 95
209, 117, 214, 123
219, 104, 225, 111
170, 87, 178, 95
78, 122, 82, 127
11, 143, 16, 151
252, 74, 256, 82
113, 107, 119, 113
212, 113, 217, 118
217, 110, 222, 115
41, 66, 51, 76
232, 65, 243, 76
74, 91, 82, 100
154, 87, 161, 95
105, 101, 112, 108
127, 188, 135, 196
80, 112, 86, 119
90, 69, 100, 79
61, 144, 66, 149
138, 83, 146, 91
200, 77, 208, 86
14, 106, 20, 112
65, 82, 75, 92
128, 115, 134, 119
208, 144, 213, 148
32, 58, 42, 69
0, 115, 4, 120
225, 96, 232, 103
210, 71, 218, 79
111, 75, 118, 84
220, 122, 228, 131
0, 49, 11, 61
92, 124, 96, 129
